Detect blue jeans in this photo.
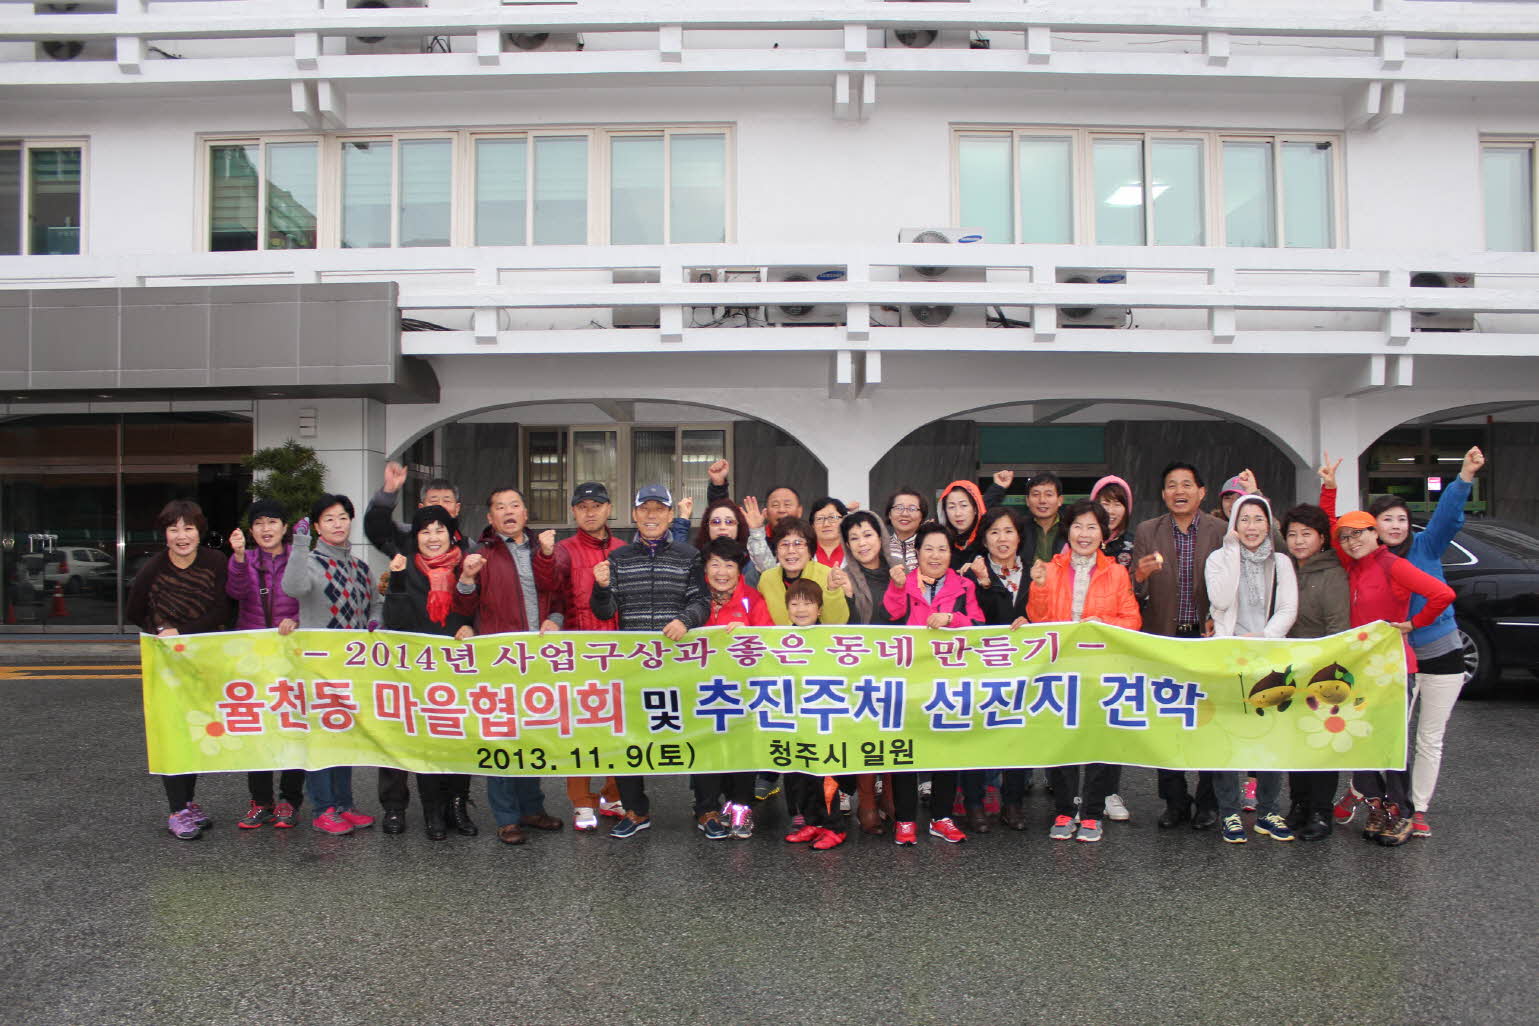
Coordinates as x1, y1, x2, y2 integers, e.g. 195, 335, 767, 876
1213, 771, 1281, 819
486, 777, 547, 828
306, 766, 355, 812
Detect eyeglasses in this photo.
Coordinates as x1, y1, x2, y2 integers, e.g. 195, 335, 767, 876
778, 539, 808, 549
1339, 528, 1373, 541
891, 505, 921, 514
709, 517, 738, 527
812, 515, 841, 525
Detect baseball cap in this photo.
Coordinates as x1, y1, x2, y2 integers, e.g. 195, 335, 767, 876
1335, 511, 1376, 533
634, 484, 674, 508
571, 482, 611, 506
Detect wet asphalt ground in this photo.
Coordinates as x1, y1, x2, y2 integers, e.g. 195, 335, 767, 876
2, 653, 1535, 1026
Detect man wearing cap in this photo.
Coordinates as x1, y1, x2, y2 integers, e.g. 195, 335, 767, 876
532, 482, 627, 832
590, 484, 710, 838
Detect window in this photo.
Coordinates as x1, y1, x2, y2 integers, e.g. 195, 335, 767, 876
955, 127, 1339, 248
0, 141, 85, 255
1482, 141, 1536, 252
205, 126, 731, 250
520, 424, 731, 527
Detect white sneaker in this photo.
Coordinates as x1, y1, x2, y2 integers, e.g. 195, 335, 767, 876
598, 797, 625, 819
839, 791, 852, 813
918, 780, 932, 800
574, 807, 598, 832
1104, 794, 1131, 822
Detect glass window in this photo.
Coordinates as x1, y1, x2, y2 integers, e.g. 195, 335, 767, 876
28, 147, 81, 256
533, 136, 588, 245
341, 140, 392, 249
265, 142, 317, 250
1483, 145, 1534, 252
1223, 140, 1276, 248
209, 144, 259, 252
0, 146, 20, 256
669, 133, 726, 244
572, 430, 619, 520
1018, 136, 1074, 244
610, 135, 665, 246
524, 429, 567, 524
632, 429, 675, 496
679, 429, 726, 510
1151, 138, 1205, 246
398, 139, 452, 247
475, 137, 527, 246
1282, 141, 1334, 249
958, 135, 1013, 243
1093, 138, 1145, 245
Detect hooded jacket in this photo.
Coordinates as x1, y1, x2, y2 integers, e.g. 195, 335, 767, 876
533, 527, 626, 632
1090, 475, 1137, 568
883, 567, 984, 627
1025, 548, 1141, 628
706, 577, 773, 628
1204, 494, 1298, 639
940, 479, 987, 569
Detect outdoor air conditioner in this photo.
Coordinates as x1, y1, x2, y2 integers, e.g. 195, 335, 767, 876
897, 227, 985, 327
612, 269, 660, 329
768, 267, 847, 326
1055, 268, 1129, 328
884, 29, 983, 50
346, 0, 430, 55
503, 32, 583, 52
1410, 271, 1474, 332
34, 3, 114, 61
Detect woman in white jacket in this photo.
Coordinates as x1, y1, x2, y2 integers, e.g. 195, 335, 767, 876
1205, 493, 1298, 844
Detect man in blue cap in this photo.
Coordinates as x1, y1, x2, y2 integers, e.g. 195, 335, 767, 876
590, 484, 710, 838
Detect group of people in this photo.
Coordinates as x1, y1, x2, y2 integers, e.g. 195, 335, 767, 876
132, 445, 1484, 852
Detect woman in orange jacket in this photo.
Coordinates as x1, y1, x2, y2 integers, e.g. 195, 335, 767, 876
1025, 500, 1141, 842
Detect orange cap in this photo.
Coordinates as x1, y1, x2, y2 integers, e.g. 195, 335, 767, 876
1335, 511, 1376, 533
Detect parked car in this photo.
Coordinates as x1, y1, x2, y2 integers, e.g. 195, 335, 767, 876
1434, 520, 1539, 694
39, 547, 115, 594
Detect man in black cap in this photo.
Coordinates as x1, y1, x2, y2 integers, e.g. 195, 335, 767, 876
590, 484, 709, 838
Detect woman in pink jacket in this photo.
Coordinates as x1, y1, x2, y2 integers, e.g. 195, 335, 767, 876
882, 522, 984, 846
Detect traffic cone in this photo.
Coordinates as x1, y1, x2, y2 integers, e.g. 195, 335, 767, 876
4, 601, 14, 624
51, 581, 68, 617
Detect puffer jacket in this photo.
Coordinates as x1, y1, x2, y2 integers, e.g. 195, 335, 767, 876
940, 479, 988, 570
1025, 549, 1141, 629
883, 568, 984, 628
226, 544, 299, 630
533, 529, 625, 632
706, 578, 773, 627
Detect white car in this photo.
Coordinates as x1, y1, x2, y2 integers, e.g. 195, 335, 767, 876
40, 548, 115, 593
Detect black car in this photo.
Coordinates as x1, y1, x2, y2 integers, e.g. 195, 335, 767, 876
1434, 520, 1539, 693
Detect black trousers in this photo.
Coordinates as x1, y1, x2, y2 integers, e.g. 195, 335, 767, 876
1352, 769, 1411, 812
958, 769, 986, 810
1158, 769, 1217, 811
784, 773, 845, 827
617, 775, 650, 817
891, 771, 958, 823
380, 767, 469, 810
1047, 764, 1120, 819
162, 774, 197, 812
1289, 771, 1338, 813
247, 769, 306, 807
691, 772, 756, 816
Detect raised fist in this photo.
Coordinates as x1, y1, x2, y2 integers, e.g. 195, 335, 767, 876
592, 560, 612, 588
460, 553, 486, 580
229, 528, 246, 555
1029, 560, 1049, 586
889, 564, 908, 589
389, 553, 408, 572
993, 470, 1015, 489
538, 529, 557, 556
708, 459, 730, 486
677, 496, 695, 521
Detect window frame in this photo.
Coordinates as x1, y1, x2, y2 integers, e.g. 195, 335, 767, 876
952, 125, 1344, 248
203, 135, 325, 252
0, 138, 89, 256
1480, 137, 1538, 253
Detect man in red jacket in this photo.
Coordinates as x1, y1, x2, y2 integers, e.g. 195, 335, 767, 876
533, 481, 627, 832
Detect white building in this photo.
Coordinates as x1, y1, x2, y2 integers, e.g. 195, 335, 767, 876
0, 0, 1536, 631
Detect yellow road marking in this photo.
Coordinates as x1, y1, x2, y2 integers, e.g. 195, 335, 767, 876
0, 664, 142, 681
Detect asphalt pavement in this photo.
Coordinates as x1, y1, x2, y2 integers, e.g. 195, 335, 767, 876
1, 655, 1535, 1026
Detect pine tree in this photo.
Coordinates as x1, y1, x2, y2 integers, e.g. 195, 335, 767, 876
242, 440, 326, 524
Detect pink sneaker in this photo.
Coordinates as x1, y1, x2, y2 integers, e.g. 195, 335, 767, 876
339, 808, 375, 829
312, 807, 354, 835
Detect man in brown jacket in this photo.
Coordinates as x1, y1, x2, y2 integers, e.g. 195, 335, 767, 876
1131, 461, 1227, 831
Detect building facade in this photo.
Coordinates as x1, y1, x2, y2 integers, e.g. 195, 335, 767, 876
1, 0, 1537, 630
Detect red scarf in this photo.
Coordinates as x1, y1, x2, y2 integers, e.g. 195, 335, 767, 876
414, 548, 464, 626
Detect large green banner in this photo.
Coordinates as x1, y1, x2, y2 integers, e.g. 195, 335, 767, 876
141, 622, 1408, 776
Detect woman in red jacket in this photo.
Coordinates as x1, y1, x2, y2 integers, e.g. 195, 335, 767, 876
1334, 510, 1455, 847
883, 522, 984, 845
1025, 500, 1141, 843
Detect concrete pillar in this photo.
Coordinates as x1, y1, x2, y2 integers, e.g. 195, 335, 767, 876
1314, 397, 1367, 510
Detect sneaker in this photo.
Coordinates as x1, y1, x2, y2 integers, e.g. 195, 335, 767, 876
1103, 794, 1130, 822
1075, 818, 1103, 842
697, 812, 731, 840
167, 808, 202, 840
339, 808, 375, 829
271, 801, 298, 829
894, 821, 918, 846
728, 802, 754, 840
811, 827, 847, 850
785, 823, 823, 844
184, 802, 212, 831
1220, 814, 1247, 843
839, 791, 853, 814
754, 778, 781, 802
598, 798, 626, 819
236, 801, 274, 830
1048, 814, 1078, 841
1411, 811, 1432, 838
313, 807, 354, 835
1378, 804, 1414, 847
573, 807, 599, 832
1254, 812, 1295, 842
609, 813, 650, 839
928, 817, 966, 843
1242, 777, 1258, 812
1362, 798, 1387, 841
1333, 786, 1362, 825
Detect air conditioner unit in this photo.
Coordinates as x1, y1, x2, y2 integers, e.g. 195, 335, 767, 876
503, 32, 583, 52
897, 227, 985, 327
612, 269, 660, 329
884, 30, 982, 50
1055, 268, 1129, 328
346, 0, 430, 55
1410, 271, 1474, 332
767, 267, 847, 326
34, 3, 114, 61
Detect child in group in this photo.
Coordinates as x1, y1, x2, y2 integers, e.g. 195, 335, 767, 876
779, 578, 848, 850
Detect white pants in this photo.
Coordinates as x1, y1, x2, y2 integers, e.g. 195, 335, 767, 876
1410, 671, 1465, 812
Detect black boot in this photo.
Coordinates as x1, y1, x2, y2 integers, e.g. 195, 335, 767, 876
424, 802, 448, 841
1158, 800, 1192, 829
448, 794, 480, 837
1285, 800, 1309, 832
381, 808, 407, 835
1300, 812, 1332, 842
1191, 805, 1220, 831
